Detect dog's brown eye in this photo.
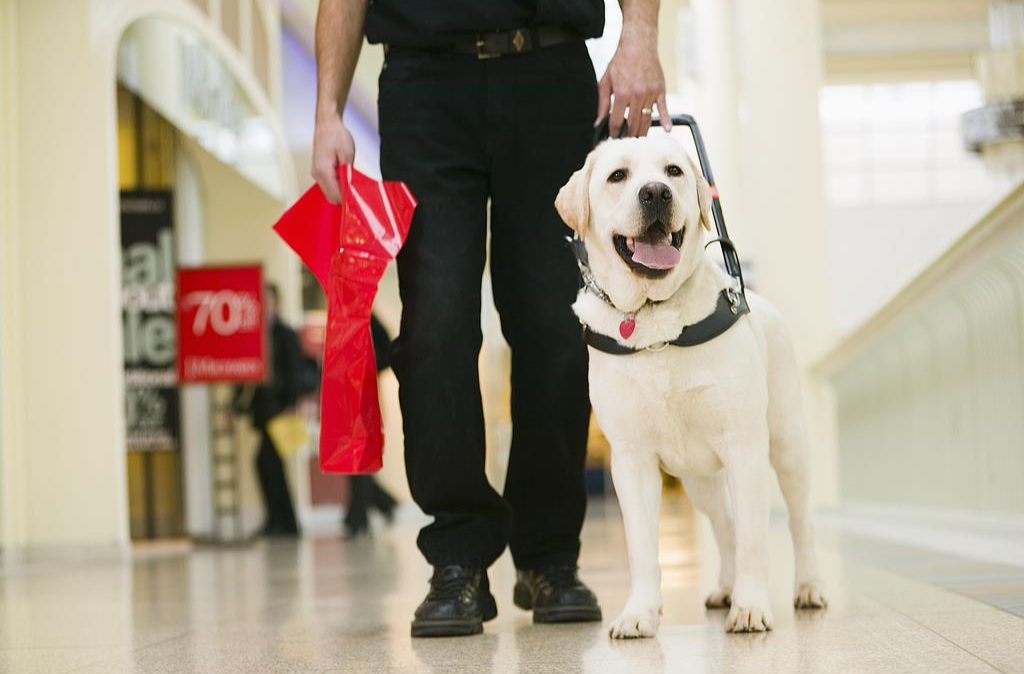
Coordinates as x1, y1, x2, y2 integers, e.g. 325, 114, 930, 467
608, 169, 627, 183
666, 165, 683, 177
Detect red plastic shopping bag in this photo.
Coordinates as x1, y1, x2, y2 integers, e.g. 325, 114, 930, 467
274, 165, 416, 473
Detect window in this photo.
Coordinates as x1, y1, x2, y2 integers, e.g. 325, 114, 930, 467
821, 81, 995, 207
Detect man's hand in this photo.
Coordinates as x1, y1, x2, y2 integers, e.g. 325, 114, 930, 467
312, 112, 355, 205
597, 1, 671, 138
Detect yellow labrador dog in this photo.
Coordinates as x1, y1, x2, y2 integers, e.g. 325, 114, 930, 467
556, 136, 827, 638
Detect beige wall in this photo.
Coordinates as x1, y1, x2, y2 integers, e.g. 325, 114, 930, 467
0, 0, 296, 552
0, 0, 26, 549
8, 0, 129, 550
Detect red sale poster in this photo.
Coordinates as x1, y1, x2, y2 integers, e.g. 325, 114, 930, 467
176, 266, 267, 384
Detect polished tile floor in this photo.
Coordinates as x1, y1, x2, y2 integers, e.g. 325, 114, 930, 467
2, 495, 1023, 674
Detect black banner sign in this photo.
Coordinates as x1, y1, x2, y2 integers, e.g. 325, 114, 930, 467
121, 190, 179, 452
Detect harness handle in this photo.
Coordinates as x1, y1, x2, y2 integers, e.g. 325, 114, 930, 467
593, 115, 745, 294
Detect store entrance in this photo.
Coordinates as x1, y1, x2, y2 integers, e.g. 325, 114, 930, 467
118, 86, 185, 540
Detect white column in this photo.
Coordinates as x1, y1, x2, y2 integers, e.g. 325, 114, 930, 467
12, 0, 129, 550
736, 0, 838, 507
0, 0, 26, 553
175, 145, 215, 539
736, 0, 832, 359
691, 0, 747, 251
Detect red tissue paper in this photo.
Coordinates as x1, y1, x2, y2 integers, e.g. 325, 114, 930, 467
274, 165, 416, 473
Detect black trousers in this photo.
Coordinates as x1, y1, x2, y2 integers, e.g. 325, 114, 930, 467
379, 42, 597, 570
256, 428, 299, 533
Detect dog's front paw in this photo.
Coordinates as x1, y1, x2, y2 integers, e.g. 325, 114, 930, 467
726, 604, 773, 633
794, 581, 828, 609
608, 608, 660, 639
704, 587, 732, 609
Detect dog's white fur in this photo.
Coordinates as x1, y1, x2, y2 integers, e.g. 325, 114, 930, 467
556, 136, 827, 638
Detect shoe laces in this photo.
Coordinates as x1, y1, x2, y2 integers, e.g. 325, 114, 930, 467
538, 565, 579, 590
427, 567, 477, 602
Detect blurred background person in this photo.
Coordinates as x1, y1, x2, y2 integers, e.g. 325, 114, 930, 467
236, 283, 304, 538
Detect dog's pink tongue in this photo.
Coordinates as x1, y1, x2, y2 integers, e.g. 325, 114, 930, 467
629, 237, 681, 270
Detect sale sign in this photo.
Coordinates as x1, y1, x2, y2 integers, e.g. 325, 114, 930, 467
122, 190, 179, 451
177, 266, 267, 384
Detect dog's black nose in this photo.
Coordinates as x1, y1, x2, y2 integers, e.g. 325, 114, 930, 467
638, 182, 672, 205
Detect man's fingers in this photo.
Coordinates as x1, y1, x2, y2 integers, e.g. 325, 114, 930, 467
339, 140, 356, 168
604, 77, 666, 137
638, 100, 655, 137
624, 103, 638, 137
320, 179, 341, 206
626, 98, 646, 137
595, 75, 612, 127
313, 161, 342, 205
311, 119, 355, 205
609, 93, 628, 138
656, 93, 672, 131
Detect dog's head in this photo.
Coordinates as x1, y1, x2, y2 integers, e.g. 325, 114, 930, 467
556, 136, 713, 308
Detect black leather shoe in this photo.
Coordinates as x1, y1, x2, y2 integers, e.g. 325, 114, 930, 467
411, 565, 498, 638
513, 565, 602, 623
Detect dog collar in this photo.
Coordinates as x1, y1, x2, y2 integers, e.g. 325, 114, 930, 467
569, 235, 649, 337
583, 287, 749, 355
569, 236, 617, 308
568, 235, 750, 355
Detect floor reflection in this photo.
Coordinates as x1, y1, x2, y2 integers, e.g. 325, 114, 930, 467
0, 494, 1021, 673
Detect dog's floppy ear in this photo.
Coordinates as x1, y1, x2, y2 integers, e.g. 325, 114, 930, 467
687, 154, 713, 232
555, 152, 595, 234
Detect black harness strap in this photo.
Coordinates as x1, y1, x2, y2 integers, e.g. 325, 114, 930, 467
583, 288, 750, 355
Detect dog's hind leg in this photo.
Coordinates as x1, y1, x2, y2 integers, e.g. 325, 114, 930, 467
608, 447, 663, 639
760, 305, 827, 610
770, 422, 827, 609
681, 473, 735, 609
766, 350, 828, 610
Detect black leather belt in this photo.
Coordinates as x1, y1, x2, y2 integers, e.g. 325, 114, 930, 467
386, 26, 583, 60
